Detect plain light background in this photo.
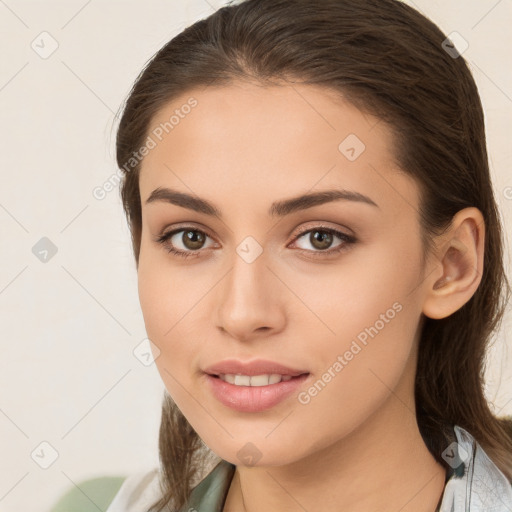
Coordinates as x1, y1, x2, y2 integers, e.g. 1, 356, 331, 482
0, 1, 511, 510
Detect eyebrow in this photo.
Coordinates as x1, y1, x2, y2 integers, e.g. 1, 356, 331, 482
144, 187, 379, 218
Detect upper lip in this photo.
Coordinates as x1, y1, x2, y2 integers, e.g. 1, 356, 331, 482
203, 359, 309, 377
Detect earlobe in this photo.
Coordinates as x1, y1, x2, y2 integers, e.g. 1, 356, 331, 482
422, 208, 485, 320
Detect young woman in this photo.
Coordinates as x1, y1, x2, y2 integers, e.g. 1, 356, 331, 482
107, 0, 512, 510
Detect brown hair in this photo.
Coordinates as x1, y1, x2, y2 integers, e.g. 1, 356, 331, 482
115, 0, 512, 509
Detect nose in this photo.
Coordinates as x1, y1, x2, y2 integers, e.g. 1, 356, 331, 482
213, 245, 287, 343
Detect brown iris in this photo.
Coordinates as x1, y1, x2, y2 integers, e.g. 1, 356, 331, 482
310, 230, 333, 250
182, 230, 206, 250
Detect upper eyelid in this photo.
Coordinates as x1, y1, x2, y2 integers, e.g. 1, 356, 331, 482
162, 217, 353, 233
160, 223, 216, 242
161, 221, 351, 236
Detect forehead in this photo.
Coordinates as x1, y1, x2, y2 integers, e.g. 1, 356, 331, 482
138, 81, 419, 219
144, 81, 391, 159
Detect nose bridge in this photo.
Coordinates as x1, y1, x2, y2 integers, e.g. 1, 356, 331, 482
223, 236, 270, 308
214, 236, 284, 338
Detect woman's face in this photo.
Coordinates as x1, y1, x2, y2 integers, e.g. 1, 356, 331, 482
137, 81, 432, 466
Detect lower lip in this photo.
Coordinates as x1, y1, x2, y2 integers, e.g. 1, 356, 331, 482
204, 373, 310, 412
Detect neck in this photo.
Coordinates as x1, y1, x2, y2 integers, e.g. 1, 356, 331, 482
223, 359, 447, 512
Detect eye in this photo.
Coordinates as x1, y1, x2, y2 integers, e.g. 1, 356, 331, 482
154, 227, 216, 259
289, 225, 356, 257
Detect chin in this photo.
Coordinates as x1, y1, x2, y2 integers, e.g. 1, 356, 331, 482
203, 433, 308, 468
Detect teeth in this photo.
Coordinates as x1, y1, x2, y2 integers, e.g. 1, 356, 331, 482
223, 374, 236, 384
219, 373, 295, 386
234, 374, 251, 386
270, 374, 285, 384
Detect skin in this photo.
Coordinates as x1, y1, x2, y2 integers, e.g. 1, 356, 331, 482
136, 81, 485, 512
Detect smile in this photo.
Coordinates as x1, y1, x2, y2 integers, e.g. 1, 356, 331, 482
206, 373, 310, 412
218, 373, 294, 386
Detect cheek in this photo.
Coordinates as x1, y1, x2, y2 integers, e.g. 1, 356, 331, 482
137, 252, 216, 384
137, 264, 169, 341
290, 232, 422, 343
294, 238, 424, 431
296, 305, 419, 457
137, 246, 205, 339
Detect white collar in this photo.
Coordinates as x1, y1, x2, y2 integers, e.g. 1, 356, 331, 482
439, 425, 512, 511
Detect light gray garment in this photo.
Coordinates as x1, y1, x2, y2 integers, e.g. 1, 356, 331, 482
438, 425, 512, 511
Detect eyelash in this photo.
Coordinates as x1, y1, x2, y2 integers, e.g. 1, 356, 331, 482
154, 225, 356, 260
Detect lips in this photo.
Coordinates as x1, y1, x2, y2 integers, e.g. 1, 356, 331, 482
203, 358, 309, 377
202, 359, 311, 412
205, 372, 310, 412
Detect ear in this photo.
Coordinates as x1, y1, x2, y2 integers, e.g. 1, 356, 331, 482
422, 207, 485, 320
